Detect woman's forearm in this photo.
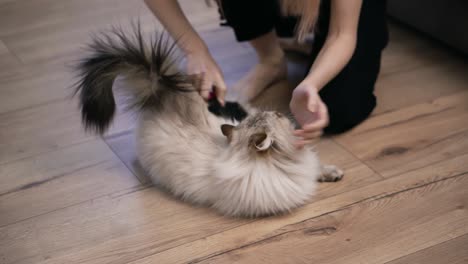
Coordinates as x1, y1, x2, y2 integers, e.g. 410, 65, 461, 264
304, 0, 361, 91
144, 0, 208, 54
304, 33, 357, 90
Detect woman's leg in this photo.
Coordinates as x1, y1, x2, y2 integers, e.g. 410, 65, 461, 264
310, 0, 389, 134
320, 50, 382, 134
219, 0, 287, 102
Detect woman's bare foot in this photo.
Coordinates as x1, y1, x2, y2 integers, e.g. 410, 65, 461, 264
232, 56, 287, 102
230, 30, 289, 102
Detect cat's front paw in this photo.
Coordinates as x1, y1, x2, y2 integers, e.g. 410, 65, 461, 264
318, 165, 344, 182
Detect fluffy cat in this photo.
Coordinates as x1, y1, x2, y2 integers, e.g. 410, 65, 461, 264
74, 25, 343, 217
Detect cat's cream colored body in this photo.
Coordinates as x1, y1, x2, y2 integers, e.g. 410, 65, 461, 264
74, 27, 339, 217
137, 92, 320, 217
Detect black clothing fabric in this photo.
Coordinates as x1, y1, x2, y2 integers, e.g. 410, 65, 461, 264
219, 0, 389, 134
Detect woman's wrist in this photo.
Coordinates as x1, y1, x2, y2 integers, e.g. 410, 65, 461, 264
179, 37, 209, 56
299, 78, 321, 93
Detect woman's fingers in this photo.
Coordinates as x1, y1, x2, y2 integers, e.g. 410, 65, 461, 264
213, 75, 227, 106
299, 130, 323, 139
189, 73, 203, 90
185, 51, 227, 103
302, 116, 328, 132
302, 121, 325, 132
191, 73, 226, 104
199, 77, 212, 100
294, 138, 320, 148
293, 101, 329, 147
294, 130, 323, 148
303, 103, 329, 131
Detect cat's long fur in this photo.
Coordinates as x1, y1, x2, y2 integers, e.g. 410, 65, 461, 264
74, 25, 341, 217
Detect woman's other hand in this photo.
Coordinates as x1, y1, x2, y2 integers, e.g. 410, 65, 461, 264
290, 81, 329, 147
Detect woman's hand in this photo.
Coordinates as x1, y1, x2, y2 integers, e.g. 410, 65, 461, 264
287, 0, 362, 148
290, 81, 329, 147
186, 49, 227, 105
143, 0, 227, 105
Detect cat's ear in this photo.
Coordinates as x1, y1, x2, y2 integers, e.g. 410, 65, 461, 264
250, 133, 273, 151
221, 124, 235, 141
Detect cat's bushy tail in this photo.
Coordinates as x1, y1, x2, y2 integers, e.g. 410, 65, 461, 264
74, 23, 192, 134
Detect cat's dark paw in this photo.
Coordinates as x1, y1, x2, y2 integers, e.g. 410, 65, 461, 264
318, 165, 344, 182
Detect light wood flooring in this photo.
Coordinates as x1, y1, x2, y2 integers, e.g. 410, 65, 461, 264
0, 1, 467, 263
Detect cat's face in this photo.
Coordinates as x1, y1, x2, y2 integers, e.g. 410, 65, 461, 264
221, 111, 295, 154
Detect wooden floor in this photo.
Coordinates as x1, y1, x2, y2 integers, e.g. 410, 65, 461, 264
1, 1, 467, 263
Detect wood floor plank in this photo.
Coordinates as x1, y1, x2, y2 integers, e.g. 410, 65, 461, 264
0, 97, 137, 165
374, 55, 468, 115
374, 24, 468, 115
379, 22, 460, 78
313, 139, 383, 198
0, 139, 141, 226
0, 0, 218, 65
0, 0, 154, 37
0, 0, 223, 114
1, 1, 467, 263
0, 184, 249, 264
335, 91, 468, 178
0, 101, 98, 161
0, 136, 379, 264
0, 63, 73, 114
385, 234, 468, 264
0, 0, 212, 34
197, 171, 468, 264
129, 153, 468, 264
0, 100, 93, 165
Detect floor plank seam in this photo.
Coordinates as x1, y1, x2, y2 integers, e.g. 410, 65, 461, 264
109, 183, 153, 199
340, 171, 467, 209
381, 233, 468, 264
0, 97, 66, 117
369, 88, 467, 118
352, 105, 458, 136
0, 160, 106, 198
420, 128, 468, 150
0, 176, 143, 230
103, 129, 133, 141
333, 128, 468, 180
330, 138, 386, 180
123, 220, 257, 264
378, 61, 443, 79
382, 144, 468, 179
102, 137, 147, 184
0, 136, 98, 167
0, 38, 24, 65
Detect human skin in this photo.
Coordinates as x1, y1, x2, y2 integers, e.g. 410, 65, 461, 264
144, 0, 363, 145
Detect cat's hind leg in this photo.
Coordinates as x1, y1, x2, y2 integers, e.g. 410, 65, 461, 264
318, 165, 344, 182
